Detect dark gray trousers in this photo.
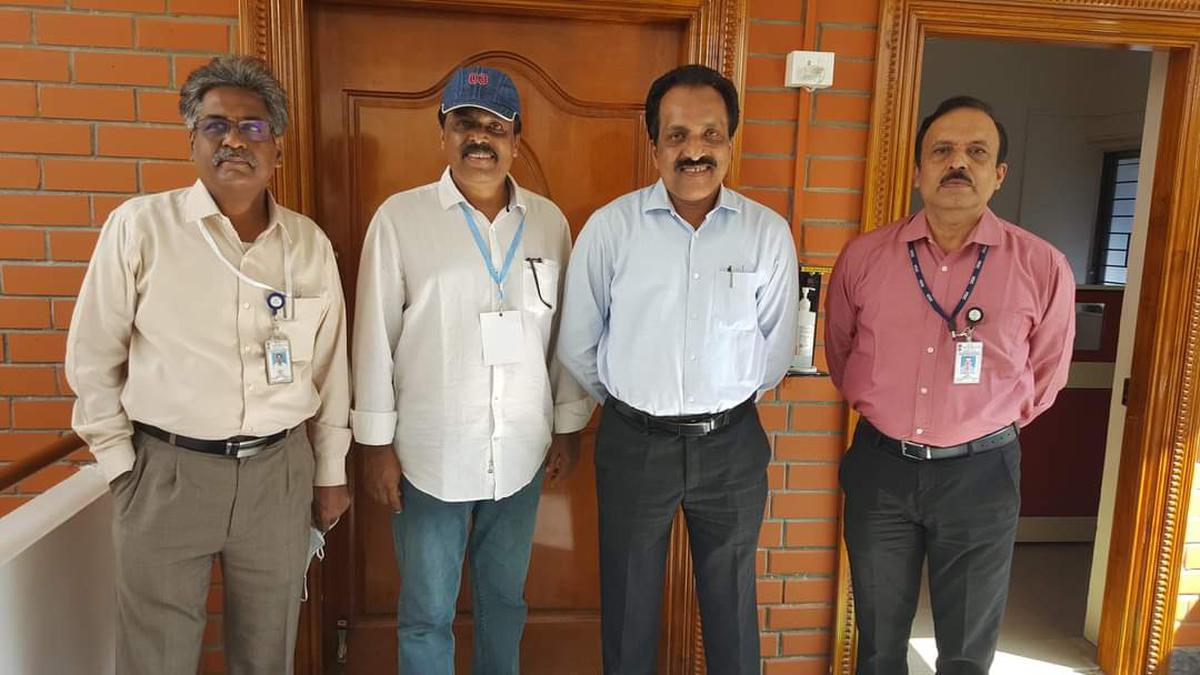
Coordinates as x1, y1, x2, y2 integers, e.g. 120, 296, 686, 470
594, 398, 770, 675
840, 420, 1021, 675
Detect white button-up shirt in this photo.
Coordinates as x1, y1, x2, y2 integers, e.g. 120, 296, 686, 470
351, 169, 593, 502
557, 180, 799, 416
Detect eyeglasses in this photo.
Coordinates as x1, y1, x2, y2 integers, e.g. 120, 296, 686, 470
196, 117, 273, 142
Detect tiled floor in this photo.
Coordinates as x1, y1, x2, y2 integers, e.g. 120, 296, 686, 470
907, 543, 1103, 674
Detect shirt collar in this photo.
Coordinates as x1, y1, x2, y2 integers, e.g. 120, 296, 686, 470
436, 167, 526, 214
643, 179, 742, 217
183, 179, 290, 242
901, 208, 1003, 247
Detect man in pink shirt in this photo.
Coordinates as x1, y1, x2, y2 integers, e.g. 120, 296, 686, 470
825, 96, 1075, 674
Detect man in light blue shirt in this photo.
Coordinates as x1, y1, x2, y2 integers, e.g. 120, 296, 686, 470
557, 64, 799, 675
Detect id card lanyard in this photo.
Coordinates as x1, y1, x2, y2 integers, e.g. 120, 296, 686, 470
459, 202, 525, 310
907, 241, 989, 341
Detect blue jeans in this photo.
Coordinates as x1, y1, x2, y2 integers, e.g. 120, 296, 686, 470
392, 470, 543, 675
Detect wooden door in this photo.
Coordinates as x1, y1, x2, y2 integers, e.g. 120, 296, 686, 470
308, 2, 716, 672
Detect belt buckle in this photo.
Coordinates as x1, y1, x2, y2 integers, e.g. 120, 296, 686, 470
899, 440, 932, 461
224, 439, 240, 457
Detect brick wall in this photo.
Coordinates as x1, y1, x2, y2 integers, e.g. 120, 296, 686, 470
0, 0, 236, 515
744, 0, 877, 672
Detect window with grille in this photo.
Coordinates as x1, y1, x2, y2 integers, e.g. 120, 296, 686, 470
1090, 150, 1139, 286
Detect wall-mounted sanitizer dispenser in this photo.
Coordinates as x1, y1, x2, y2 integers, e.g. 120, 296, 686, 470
789, 267, 826, 375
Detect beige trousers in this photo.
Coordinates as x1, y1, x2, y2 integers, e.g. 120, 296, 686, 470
111, 427, 314, 675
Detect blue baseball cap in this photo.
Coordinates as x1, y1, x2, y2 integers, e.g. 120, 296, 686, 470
440, 66, 521, 122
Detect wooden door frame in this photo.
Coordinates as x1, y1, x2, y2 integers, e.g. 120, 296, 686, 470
831, 2, 1200, 674
236, 1, 747, 673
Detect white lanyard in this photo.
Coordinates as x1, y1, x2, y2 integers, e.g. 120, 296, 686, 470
196, 219, 294, 319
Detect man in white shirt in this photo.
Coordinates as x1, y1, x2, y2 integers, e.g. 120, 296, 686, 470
351, 66, 593, 675
67, 56, 351, 674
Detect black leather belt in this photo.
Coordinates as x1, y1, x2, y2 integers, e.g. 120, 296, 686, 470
863, 420, 1018, 461
609, 397, 754, 437
134, 422, 288, 459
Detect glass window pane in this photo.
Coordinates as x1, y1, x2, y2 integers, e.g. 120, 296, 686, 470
1112, 199, 1136, 217
1114, 182, 1138, 200
1107, 250, 1126, 266
1104, 267, 1127, 285
1108, 233, 1129, 249
1116, 162, 1140, 183
1110, 216, 1134, 234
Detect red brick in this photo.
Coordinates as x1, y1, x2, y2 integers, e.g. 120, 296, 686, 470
0, 158, 39, 190
749, 21, 805, 55
56, 367, 72, 396
757, 550, 767, 575
0, 82, 37, 116
43, 159, 138, 193
0, 399, 8, 428
76, 52, 169, 86
833, 59, 876, 93
764, 653, 828, 675
802, 224, 857, 254
775, 434, 844, 461
97, 125, 190, 160
0, 432, 61, 460
0, 120, 91, 155
0, 366, 57, 395
0, 194, 90, 226
779, 376, 838, 401
819, 27, 877, 59
813, 93, 872, 123
0, 496, 33, 517
746, 56, 787, 88
785, 520, 839, 547
772, 490, 839, 518
758, 404, 788, 432
51, 299, 74, 329
0, 46, 69, 81
768, 463, 785, 490
808, 126, 869, 158
92, 195, 130, 226
801, 191, 863, 220
768, 549, 837, 575
760, 519, 783, 547
767, 605, 835, 630
741, 157, 793, 188
174, 54, 216, 86
49, 230, 99, 262
18, 461, 78, 491
2, 264, 85, 296
745, 90, 801, 121
41, 85, 136, 121
137, 89, 182, 123
758, 578, 784, 604
743, 122, 796, 155
137, 18, 228, 51
169, 0, 236, 16
74, 0, 163, 10
780, 631, 832, 656
140, 161, 196, 191
784, 578, 837, 604
36, 11, 133, 48
0, 230, 45, 260
7, 331, 68, 362
821, 1, 880, 24
809, 158, 866, 190
761, 633, 780, 659
740, 188, 789, 218
11, 398, 73, 430
787, 463, 839, 490
789, 404, 844, 432
749, 0, 803, 21
0, 9, 32, 42
0, 298, 51, 329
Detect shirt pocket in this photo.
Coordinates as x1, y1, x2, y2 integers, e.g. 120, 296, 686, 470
713, 270, 759, 331
522, 258, 559, 352
283, 297, 326, 363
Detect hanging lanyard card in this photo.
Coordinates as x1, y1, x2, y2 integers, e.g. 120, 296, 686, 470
265, 332, 294, 384
953, 340, 983, 385
480, 311, 525, 365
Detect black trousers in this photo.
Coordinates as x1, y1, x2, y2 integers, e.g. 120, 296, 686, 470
840, 420, 1021, 675
594, 398, 770, 675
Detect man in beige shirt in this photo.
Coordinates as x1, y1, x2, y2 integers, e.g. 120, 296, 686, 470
66, 55, 351, 675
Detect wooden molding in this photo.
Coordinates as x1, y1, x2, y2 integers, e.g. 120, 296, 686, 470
841, 2, 1200, 673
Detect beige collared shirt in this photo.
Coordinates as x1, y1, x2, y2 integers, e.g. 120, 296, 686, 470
67, 180, 351, 485
351, 168, 593, 502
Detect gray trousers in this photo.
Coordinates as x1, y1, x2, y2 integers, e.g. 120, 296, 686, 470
111, 427, 313, 675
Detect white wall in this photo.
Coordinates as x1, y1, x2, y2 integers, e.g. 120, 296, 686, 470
918, 39, 1152, 282
0, 467, 115, 675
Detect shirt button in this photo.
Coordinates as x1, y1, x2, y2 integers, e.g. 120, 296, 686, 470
940, 266, 949, 272
244, 346, 253, 354
692, 273, 700, 280
920, 387, 928, 395
242, 302, 251, 310
688, 354, 696, 361
915, 428, 924, 435
688, 396, 695, 403
926, 346, 935, 354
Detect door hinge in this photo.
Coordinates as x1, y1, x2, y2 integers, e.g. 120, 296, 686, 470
336, 618, 349, 666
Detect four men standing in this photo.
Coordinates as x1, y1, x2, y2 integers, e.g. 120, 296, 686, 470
64, 52, 1074, 674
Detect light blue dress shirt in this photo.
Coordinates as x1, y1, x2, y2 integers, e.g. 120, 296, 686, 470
557, 180, 799, 416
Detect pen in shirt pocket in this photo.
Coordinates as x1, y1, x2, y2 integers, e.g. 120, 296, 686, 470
525, 257, 553, 309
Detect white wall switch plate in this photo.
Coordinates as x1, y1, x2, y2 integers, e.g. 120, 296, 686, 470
785, 50, 836, 90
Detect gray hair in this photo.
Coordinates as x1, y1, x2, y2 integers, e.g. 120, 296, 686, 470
178, 55, 289, 136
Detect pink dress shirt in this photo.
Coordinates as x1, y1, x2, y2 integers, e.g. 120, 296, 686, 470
825, 208, 1075, 447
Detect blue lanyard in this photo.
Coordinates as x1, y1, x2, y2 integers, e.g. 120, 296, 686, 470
907, 241, 989, 337
459, 202, 525, 306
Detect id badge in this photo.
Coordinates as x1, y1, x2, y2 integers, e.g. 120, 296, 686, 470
953, 340, 983, 384
265, 335, 294, 384
479, 311, 524, 365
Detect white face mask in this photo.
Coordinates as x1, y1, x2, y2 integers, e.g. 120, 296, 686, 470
301, 518, 337, 601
